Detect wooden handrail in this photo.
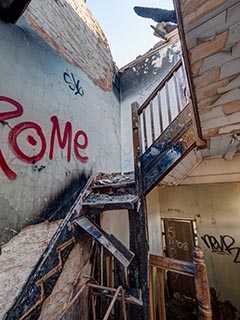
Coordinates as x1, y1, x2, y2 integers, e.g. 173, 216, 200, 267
138, 60, 182, 115
150, 254, 194, 277
149, 247, 212, 320
135, 59, 192, 154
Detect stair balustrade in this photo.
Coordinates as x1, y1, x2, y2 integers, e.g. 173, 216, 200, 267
137, 59, 190, 154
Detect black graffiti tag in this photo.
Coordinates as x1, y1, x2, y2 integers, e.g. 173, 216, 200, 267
201, 234, 240, 263
63, 71, 84, 96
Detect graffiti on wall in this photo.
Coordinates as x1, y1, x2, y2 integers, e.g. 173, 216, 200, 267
201, 234, 240, 263
0, 96, 89, 180
63, 71, 84, 96
167, 226, 190, 259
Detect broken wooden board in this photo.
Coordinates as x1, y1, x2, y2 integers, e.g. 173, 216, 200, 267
93, 288, 143, 306
74, 216, 135, 268
82, 192, 138, 211
82, 172, 138, 211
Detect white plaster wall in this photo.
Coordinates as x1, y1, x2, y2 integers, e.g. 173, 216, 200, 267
101, 210, 129, 248
146, 187, 162, 256
158, 183, 240, 310
0, 18, 121, 241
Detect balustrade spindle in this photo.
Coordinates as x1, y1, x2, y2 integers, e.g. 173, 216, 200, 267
150, 100, 155, 143
165, 82, 171, 125
157, 92, 163, 134
142, 110, 148, 151
173, 72, 181, 114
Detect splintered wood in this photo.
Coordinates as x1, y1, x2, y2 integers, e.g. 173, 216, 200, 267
75, 216, 134, 268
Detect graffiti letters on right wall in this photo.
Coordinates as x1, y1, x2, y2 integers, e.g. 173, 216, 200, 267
201, 234, 240, 263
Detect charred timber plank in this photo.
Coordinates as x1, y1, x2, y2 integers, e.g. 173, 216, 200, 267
74, 216, 135, 268
150, 255, 195, 277
131, 102, 150, 320
128, 205, 149, 320
0, 0, 32, 23
91, 182, 135, 193
141, 103, 192, 173
82, 199, 138, 211
83, 196, 138, 212
141, 124, 195, 194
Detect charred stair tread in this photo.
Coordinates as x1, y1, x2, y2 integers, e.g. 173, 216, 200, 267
93, 172, 134, 185
74, 216, 134, 267
82, 192, 138, 208
91, 181, 135, 193
82, 172, 137, 209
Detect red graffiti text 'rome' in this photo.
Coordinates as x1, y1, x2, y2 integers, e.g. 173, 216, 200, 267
0, 96, 89, 180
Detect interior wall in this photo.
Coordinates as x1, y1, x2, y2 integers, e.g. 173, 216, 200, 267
158, 182, 240, 311
146, 187, 162, 256
0, 16, 120, 244
101, 210, 129, 248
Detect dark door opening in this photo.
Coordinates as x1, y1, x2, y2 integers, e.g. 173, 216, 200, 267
162, 218, 198, 298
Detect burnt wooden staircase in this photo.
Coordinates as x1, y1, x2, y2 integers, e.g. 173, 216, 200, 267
4, 172, 146, 320
132, 59, 196, 195
131, 59, 212, 320
4, 60, 211, 320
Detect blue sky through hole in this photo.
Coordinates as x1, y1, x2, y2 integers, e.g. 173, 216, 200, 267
87, 0, 174, 68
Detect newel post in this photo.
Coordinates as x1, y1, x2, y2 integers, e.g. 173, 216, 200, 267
131, 102, 142, 192
129, 102, 150, 320
193, 246, 212, 320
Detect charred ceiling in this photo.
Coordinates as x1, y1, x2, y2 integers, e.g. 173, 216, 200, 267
0, 0, 32, 23
134, 7, 177, 24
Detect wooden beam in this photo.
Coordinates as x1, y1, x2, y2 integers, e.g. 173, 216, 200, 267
75, 216, 135, 268
150, 255, 195, 277
131, 103, 150, 320
173, 0, 206, 148
141, 123, 196, 194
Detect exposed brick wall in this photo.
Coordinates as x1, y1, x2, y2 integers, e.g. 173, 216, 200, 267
24, 0, 115, 91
